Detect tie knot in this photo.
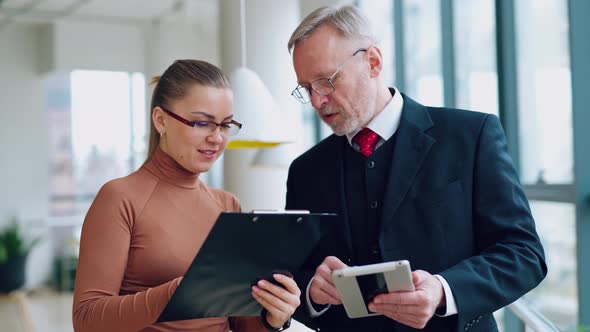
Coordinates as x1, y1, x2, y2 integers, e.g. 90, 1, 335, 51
353, 128, 379, 157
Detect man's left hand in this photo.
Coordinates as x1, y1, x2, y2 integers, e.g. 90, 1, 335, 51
368, 270, 445, 329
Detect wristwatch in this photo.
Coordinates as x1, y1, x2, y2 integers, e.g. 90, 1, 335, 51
261, 309, 291, 331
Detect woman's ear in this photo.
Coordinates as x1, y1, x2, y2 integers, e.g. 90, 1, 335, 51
367, 46, 383, 78
152, 106, 166, 135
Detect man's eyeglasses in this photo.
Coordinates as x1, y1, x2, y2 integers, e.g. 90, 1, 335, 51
161, 107, 242, 137
291, 48, 367, 104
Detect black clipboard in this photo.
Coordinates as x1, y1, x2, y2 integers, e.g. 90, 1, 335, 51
157, 211, 337, 322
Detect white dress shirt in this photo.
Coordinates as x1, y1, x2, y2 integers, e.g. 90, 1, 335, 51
306, 87, 458, 318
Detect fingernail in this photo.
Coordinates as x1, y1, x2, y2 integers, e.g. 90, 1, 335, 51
273, 273, 282, 279
368, 304, 376, 311
258, 280, 266, 287
374, 298, 381, 304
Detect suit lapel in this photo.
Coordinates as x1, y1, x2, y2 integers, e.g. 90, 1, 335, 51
380, 95, 435, 230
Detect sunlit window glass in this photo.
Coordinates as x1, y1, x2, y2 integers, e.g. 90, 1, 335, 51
525, 201, 577, 330
403, 0, 443, 106
454, 0, 498, 115
516, 0, 573, 184
358, 0, 395, 86
48, 70, 147, 216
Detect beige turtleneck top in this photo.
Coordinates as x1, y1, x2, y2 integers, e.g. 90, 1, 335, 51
73, 147, 266, 331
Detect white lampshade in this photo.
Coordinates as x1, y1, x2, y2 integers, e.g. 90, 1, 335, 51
227, 66, 290, 149
251, 144, 295, 168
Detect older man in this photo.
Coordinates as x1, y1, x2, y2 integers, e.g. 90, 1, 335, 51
285, 5, 546, 332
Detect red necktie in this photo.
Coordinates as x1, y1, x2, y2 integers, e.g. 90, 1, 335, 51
353, 128, 380, 157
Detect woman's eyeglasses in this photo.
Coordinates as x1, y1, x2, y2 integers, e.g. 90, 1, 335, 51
161, 107, 242, 137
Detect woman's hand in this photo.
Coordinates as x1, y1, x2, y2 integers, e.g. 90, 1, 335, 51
251, 273, 301, 329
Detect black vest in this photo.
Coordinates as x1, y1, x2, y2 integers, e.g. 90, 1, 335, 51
343, 132, 398, 266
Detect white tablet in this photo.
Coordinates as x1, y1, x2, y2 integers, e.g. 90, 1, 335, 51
331, 260, 415, 319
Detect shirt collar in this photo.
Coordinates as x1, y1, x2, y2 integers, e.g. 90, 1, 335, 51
346, 87, 404, 145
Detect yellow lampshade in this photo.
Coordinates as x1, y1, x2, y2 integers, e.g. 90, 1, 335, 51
227, 141, 282, 149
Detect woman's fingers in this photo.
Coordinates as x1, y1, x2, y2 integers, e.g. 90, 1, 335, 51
254, 278, 299, 308
252, 274, 301, 314
252, 284, 292, 313
274, 274, 301, 298
252, 291, 290, 328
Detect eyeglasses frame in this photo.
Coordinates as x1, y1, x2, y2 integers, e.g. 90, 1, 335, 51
160, 106, 243, 136
291, 48, 368, 104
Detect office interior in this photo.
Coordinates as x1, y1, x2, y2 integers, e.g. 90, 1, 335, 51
0, 0, 588, 331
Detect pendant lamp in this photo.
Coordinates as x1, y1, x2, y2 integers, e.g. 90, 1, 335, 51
226, 0, 290, 149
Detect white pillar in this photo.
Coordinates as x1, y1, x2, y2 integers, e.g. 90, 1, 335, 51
220, 0, 302, 211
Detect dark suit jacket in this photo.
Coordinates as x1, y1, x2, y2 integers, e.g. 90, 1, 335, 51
286, 93, 547, 332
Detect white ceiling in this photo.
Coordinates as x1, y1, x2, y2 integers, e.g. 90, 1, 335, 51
0, 0, 186, 26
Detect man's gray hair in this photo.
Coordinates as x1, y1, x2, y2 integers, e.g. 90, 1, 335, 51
288, 5, 376, 53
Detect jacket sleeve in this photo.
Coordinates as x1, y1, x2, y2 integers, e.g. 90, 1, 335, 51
72, 183, 181, 332
440, 115, 547, 319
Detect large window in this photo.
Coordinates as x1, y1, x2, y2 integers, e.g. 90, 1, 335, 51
514, 2, 577, 330
47, 70, 147, 217
515, 0, 573, 185
526, 201, 578, 330
453, 0, 498, 115
358, 0, 396, 86
403, 0, 443, 106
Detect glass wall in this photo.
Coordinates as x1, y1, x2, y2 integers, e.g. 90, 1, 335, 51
514, 2, 576, 327
526, 201, 578, 330
358, 0, 396, 86
515, 0, 573, 185
453, 0, 498, 115
47, 70, 147, 217
403, 0, 443, 106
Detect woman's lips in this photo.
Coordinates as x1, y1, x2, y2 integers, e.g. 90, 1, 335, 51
198, 149, 217, 159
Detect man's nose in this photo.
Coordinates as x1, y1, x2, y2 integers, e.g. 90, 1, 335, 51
310, 90, 329, 110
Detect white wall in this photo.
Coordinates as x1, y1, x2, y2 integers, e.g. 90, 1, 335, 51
0, 23, 52, 287
0, 23, 49, 226
0, 1, 223, 287
145, 0, 220, 78
56, 21, 145, 73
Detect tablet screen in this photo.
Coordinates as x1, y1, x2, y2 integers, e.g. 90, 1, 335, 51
356, 272, 388, 308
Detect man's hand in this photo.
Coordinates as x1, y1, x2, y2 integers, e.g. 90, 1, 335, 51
309, 256, 348, 305
368, 270, 445, 329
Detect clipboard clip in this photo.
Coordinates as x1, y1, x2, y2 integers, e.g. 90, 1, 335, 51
249, 210, 310, 223
250, 209, 310, 214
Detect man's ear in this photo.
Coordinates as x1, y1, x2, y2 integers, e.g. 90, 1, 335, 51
367, 46, 384, 78
152, 106, 166, 134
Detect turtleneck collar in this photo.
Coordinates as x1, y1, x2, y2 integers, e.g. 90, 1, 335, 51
143, 146, 202, 189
